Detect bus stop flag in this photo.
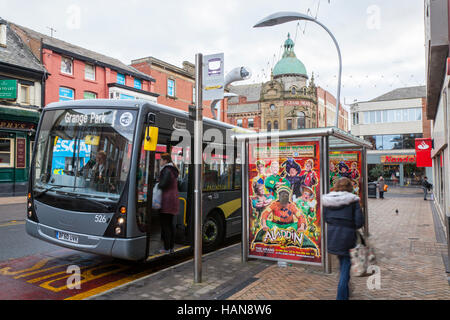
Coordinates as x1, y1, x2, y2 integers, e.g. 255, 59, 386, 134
415, 138, 432, 167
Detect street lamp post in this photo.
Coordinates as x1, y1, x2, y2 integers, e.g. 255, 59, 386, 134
254, 11, 342, 129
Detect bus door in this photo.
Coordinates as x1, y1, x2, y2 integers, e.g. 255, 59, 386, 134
136, 138, 190, 260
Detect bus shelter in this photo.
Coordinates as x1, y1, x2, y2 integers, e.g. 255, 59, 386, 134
235, 127, 373, 273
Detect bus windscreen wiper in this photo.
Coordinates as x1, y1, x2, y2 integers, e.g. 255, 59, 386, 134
34, 185, 66, 197
73, 194, 114, 212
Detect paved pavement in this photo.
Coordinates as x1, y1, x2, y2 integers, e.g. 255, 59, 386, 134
0, 196, 26, 206
91, 187, 450, 300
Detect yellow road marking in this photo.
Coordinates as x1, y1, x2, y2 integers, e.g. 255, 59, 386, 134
0, 258, 51, 276
65, 270, 152, 300
0, 221, 26, 228
40, 263, 130, 293
14, 263, 72, 279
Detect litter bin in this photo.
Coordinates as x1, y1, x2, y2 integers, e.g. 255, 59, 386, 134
368, 182, 377, 198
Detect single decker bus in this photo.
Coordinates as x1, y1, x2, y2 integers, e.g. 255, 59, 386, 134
26, 99, 245, 261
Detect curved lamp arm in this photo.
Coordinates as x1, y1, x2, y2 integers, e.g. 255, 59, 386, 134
254, 11, 342, 128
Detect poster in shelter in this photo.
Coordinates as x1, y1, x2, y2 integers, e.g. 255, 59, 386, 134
248, 141, 322, 265
329, 150, 362, 199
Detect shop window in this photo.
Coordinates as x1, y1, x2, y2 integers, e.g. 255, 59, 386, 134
85, 64, 96, 81
61, 57, 73, 75
0, 138, 14, 168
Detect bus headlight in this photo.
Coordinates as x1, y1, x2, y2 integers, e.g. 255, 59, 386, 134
115, 227, 122, 235
117, 218, 125, 225
28, 210, 33, 218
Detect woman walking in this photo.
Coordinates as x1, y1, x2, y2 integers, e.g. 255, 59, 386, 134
323, 177, 365, 300
158, 153, 179, 254
377, 176, 385, 199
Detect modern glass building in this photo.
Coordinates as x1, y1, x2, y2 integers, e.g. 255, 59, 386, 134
350, 86, 432, 186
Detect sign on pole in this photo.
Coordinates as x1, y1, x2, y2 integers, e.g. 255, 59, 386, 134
202, 53, 224, 101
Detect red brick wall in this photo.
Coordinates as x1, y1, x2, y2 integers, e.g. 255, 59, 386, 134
422, 97, 432, 138
42, 49, 153, 106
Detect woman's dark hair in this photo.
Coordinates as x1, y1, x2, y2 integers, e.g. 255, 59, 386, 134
160, 153, 173, 163
334, 177, 354, 193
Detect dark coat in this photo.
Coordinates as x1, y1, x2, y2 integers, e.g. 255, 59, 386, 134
322, 191, 364, 257
158, 164, 179, 215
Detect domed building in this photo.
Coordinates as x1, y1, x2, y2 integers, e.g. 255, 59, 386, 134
227, 34, 348, 132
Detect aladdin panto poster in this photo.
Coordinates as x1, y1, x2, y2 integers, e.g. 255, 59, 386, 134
329, 150, 362, 199
248, 141, 322, 265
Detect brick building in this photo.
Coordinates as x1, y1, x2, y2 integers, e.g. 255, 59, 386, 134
0, 18, 46, 196
226, 34, 348, 132
11, 24, 158, 105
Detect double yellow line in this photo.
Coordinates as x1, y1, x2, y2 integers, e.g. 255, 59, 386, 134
0, 220, 26, 228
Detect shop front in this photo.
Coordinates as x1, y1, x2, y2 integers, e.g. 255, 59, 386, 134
367, 152, 430, 186
0, 105, 39, 196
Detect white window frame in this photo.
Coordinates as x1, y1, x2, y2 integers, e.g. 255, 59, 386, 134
19, 84, 31, 104
0, 138, 14, 168
167, 79, 176, 97
61, 56, 73, 75
83, 91, 97, 99
85, 63, 96, 81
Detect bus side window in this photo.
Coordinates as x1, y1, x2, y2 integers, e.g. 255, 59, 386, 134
171, 145, 189, 192
234, 147, 242, 189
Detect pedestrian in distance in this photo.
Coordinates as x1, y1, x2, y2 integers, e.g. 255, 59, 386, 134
157, 153, 180, 254
322, 177, 365, 300
377, 176, 385, 199
422, 176, 432, 201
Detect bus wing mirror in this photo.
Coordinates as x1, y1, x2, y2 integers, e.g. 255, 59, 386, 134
144, 126, 159, 151
85, 135, 100, 146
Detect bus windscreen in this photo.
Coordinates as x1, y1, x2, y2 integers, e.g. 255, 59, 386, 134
32, 108, 137, 203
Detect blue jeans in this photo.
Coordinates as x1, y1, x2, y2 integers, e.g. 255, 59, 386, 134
337, 255, 351, 300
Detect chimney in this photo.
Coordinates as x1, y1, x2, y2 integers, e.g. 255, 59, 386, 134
0, 18, 7, 47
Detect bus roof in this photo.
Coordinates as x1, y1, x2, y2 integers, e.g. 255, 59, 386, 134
44, 99, 253, 132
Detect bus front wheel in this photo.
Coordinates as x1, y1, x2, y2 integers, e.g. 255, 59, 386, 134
202, 211, 224, 252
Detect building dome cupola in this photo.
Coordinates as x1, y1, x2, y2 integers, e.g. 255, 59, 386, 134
273, 33, 308, 79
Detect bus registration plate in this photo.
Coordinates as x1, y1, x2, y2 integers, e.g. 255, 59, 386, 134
56, 231, 79, 244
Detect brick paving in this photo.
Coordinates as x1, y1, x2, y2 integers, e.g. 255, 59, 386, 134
90, 188, 449, 300
230, 194, 449, 300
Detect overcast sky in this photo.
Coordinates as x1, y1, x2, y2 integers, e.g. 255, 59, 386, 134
0, 0, 426, 105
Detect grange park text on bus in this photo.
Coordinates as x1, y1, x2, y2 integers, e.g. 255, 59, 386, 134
26, 99, 249, 261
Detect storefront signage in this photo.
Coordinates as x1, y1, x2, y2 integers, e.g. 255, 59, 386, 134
284, 100, 311, 107
16, 138, 26, 168
415, 138, 432, 167
0, 120, 35, 130
381, 155, 416, 163
0, 80, 18, 99
248, 140, 322, 265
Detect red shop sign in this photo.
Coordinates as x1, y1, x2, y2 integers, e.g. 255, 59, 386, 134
415, 138, 432, 167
